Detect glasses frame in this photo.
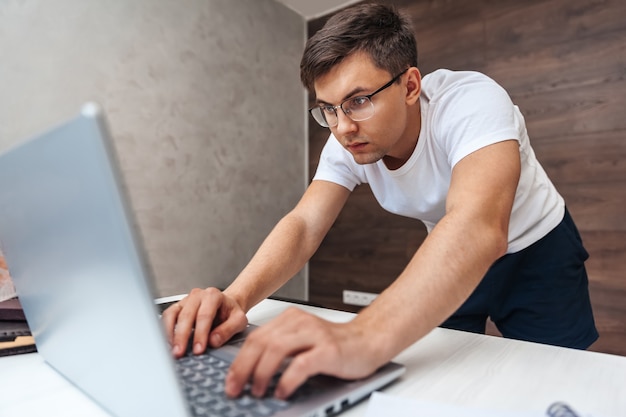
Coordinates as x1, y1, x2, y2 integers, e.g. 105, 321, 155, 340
309, 68, 409, 128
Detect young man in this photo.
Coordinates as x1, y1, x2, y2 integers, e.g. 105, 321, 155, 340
162, 3, 597, 401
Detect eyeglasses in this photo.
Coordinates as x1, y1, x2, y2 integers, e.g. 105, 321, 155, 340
309, 69, 408, 128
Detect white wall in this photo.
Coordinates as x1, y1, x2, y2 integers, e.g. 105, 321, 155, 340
0, 0, 308, 299
275, 0, 362, 20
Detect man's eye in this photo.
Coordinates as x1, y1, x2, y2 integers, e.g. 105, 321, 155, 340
321, 106, 336, 115
349, 96, 369, 108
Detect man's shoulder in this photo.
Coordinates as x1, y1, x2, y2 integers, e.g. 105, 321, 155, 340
422, 68, 494, 84
421, 69, 500, 100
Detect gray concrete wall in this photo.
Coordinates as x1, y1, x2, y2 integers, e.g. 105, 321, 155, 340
0, 0, 308, 300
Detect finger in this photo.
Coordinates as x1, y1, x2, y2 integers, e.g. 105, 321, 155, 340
224, 334, 264, 398
250, 335, 298, 397
242, 319, 311, 397
171, 295, 202, 357
244, 309, 310, 396
161, 302, 183, 346
190, 290, 223, 354
209, 307, 248, 348
274, 351, 318, 400
224, 308, 313, 398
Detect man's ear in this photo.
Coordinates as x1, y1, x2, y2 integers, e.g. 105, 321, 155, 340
405, 67, 421, 105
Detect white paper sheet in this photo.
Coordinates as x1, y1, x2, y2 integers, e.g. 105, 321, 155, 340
365, 392, 546, 417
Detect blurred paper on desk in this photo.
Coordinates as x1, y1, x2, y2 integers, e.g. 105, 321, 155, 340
366, 392, 545, 417
0, 250, 17, 302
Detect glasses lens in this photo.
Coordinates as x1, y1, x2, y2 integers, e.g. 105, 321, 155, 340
342, 97, 374, 122
310, 107, 336, 128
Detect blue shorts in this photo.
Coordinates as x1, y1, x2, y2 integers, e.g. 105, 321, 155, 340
441, 208, 598, 349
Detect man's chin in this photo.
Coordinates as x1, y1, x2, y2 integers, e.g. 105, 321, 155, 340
350, 152, 384, 165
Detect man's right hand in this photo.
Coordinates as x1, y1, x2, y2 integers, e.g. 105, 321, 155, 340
161, 287, 248, 358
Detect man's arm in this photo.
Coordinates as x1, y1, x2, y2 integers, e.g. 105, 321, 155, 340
162, 180, 351, 356
225, 139, 521, 399
349, 139, 520, 361
223, 180, 352, 313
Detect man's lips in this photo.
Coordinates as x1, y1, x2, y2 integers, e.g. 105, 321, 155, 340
346, 142, 368, 152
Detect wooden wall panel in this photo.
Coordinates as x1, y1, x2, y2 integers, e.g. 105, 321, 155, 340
307, 0, 626, 355
531, 131, 626, 184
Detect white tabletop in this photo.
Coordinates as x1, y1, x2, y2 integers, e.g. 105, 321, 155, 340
1, 298, 625, 417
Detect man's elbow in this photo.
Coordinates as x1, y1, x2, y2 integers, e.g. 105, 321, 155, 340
488, 224, 510, 260
494, 233, 509, 259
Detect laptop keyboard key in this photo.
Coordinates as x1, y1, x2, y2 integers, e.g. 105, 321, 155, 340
175, 352, 324, 417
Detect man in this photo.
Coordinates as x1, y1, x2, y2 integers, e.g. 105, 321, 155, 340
162, 3, 597, 401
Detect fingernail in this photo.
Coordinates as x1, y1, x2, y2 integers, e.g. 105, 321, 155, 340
172, 344, 181, 356
193, 343, 203, 354
224, 372, 236, 397
211, 333, 222, 346
252, 385, 263, 398
274, 386, 286, 400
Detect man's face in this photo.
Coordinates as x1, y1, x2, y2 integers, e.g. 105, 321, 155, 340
313, 52, 418, 167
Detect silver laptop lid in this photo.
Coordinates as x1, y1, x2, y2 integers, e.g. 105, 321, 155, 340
0, 104, 191, 417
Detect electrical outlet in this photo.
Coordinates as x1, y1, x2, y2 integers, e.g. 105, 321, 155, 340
342, 290, 378, 306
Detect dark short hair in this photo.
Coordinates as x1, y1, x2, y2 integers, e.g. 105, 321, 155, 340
300, 3, 418, 91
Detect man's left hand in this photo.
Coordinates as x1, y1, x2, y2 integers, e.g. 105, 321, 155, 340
224, 306, 380, 399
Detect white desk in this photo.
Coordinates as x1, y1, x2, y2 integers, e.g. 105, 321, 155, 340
1, 298, 625, 416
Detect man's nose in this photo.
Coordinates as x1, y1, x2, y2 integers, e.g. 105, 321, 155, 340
334, 109, 358, 135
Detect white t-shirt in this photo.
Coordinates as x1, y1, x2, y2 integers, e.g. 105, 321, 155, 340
313, 69, 564, 254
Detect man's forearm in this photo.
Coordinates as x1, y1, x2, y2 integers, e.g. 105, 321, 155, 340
224, 181, 351, 313
353, 141, 519, 365
351, 210, 509, 366
224, 213, 321, 312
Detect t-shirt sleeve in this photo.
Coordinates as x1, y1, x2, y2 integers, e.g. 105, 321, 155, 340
312, 135, 364, 191
432, 73, 523, 168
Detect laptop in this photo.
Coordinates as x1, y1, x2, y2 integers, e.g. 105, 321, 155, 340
0, 103, 405, 417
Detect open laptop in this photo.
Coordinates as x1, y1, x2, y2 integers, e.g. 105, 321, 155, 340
0, 103, 405, 417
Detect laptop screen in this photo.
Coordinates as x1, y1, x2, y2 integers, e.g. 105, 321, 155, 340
0, 104, 405, 417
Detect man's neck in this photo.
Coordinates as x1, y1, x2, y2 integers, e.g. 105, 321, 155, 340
383, 104, 421, 170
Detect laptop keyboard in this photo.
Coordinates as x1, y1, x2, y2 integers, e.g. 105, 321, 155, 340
176, 352, 313, 417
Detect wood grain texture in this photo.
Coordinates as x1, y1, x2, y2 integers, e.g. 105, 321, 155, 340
307, 0, 626, 355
